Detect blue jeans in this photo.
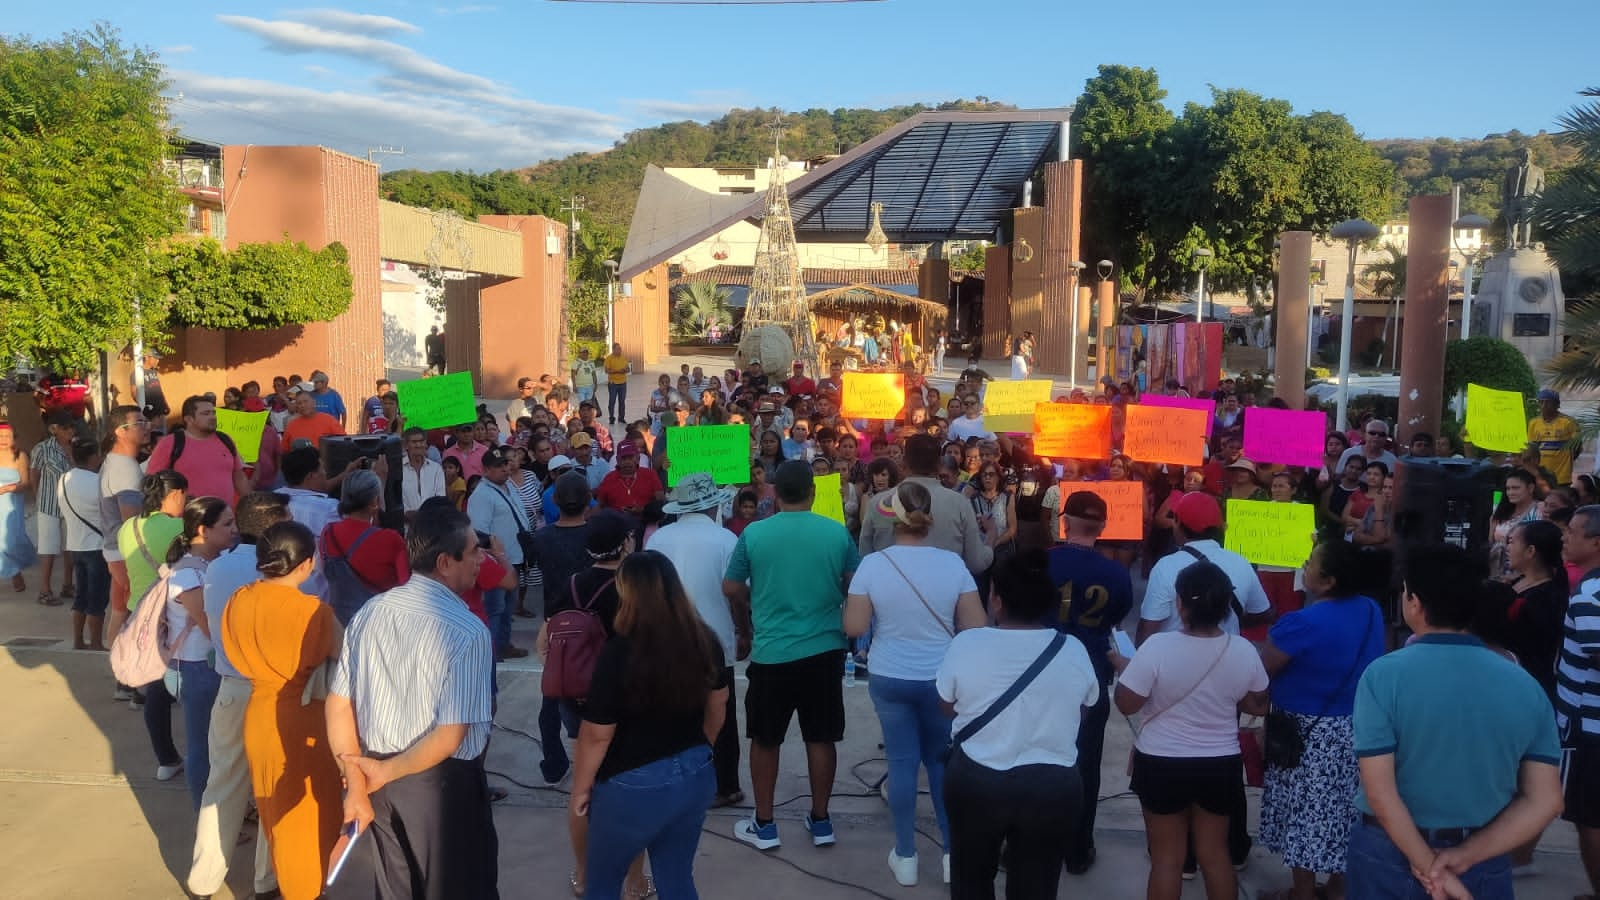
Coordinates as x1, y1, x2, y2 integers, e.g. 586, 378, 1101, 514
144, 659, 222, 808
587, 745, 715, 900
483, 587, 511, 652
575, 386, 596, 404
539, 697, 580, 781
868, 674, 951, 856
607, 383, 626, 421
70, 551, 110, 617
1346, 819, 1513, 900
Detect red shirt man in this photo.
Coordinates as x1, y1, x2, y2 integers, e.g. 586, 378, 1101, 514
785, 361, 816, 398
594, 440, 663, 514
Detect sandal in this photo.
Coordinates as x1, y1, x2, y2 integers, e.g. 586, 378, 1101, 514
37, 590, 61, 606
625, 876, 656, 900
712, 791, 745, 808
59, 584, 75, 600
570, 871, 584, 898
11, 574, 25, 592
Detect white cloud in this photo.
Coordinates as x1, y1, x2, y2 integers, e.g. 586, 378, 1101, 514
162, 44, 195, 55
287, 9, 423, 36
217, 15, 498, 93
625, 94, 743, 122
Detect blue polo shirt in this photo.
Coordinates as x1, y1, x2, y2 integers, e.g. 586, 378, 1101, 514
1353, 633, 1560, 828
1045, 543, 1133, 684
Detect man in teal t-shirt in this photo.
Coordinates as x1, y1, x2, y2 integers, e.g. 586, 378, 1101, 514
723, 460, 858, 853
1350, 544, 1563, 898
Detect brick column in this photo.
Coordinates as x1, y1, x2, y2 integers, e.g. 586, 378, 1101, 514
1274, 231, 1313, 409
1398, 195, 1452, 445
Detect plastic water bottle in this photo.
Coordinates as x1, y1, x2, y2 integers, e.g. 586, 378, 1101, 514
843, 654, 857, 687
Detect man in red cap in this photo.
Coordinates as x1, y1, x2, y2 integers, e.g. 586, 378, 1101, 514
594, 440, 663, 516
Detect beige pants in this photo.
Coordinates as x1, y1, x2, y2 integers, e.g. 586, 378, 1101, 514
187, 675, 276, 896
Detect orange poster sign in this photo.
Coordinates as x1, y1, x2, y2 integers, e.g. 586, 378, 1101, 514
1056, 480, 1145, 542
841, 372, 905, 419
1123, 404, 1208, 467
1032, 403, 1112, 460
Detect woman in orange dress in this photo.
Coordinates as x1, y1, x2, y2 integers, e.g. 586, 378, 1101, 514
220, 520, 343, 900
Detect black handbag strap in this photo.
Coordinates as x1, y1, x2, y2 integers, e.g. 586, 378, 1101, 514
952, 632, 1066, 749
1311, 601, 1375, 721
491, 481, 532, 535
1179, 544, 1247, 624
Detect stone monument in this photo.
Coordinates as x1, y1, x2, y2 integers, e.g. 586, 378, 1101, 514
1467, 150, 1564, 375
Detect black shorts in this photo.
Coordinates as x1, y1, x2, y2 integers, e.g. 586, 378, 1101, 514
744, 649, 846, 746
1563, 733, 1600, 828
1130, 751, 1242, 816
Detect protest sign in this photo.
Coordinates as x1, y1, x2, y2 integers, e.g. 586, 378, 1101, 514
813, 472, 846, 525
982, 380, 1054, 433
841, 372, 905, 419
1224, 499, 1316, 568
1243, 407, 1328, 467
1033, 403, 1112, 460
215, 409, 268, 464
394, 372, 477, 431
1465, 383, 1528, 452
1141, 393, 1216, 437
1124, 404, 1208, 466
1055, 480, 1145, 542
665, 425, 750, 487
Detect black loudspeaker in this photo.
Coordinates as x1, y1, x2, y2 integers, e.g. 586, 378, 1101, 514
319, 435, 405, 528
1393, 457, 1497, 556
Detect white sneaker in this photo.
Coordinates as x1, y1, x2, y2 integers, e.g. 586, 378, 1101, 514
888, 849, 917, 886
113, 685, 133, 701
943, 854, 950, 884
156, 762, 184, 782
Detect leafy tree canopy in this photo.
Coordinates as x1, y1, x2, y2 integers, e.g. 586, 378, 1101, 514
0, 25, 184, 371
152, 238, 353, 332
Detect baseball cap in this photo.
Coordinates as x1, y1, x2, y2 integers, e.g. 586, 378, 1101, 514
548, 454, 575, 471
568, 432, 593, 449
1173, 492, 1223, 533
288, 381, 316, 396
769, 385, 785, 395
616, 440, 639, 457
1225, 458, 1258, 474
1538, 389, 1560, 402
1062, 490, 1108, 523
481, 448, 510, 469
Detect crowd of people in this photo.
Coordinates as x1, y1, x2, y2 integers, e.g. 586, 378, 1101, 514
0, 352, 1594, 900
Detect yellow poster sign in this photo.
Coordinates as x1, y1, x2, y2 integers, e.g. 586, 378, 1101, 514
812, 472, 847, 526
1223, 500, 1316, 569
215, 410, 268, 464
1465, 383, 1528, 453
841, 373, 905, 420
981, 380, 1054, 433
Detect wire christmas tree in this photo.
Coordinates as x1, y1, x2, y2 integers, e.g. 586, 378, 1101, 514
744, 124, 817, 376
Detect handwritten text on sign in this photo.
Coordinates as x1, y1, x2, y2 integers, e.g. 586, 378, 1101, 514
813, 472, 846, 526
665, 425, 750, 487
1033, 403, 1112, 460
215, 410, 268, 464
982, 380, 1054, 433
1055, 480, 1145, 542
1224, 500, 1316, 568
1243, 407, 1329, 467
1141, 393, 1216, 437
1465, 383, 1528, 453
394, 371, 478, 432
840, 373, 905, 420
1123, 404, 1208, 467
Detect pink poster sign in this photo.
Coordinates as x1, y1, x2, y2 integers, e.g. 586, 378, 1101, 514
1140, 393, 1215, 437
1243, 407, 1329, 467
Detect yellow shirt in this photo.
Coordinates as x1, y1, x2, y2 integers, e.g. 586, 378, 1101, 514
1528, 413, 1581, 485
603, 353, 630, 385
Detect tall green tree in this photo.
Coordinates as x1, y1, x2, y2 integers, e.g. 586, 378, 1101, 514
1540, 87, 1600, 393
1073, 65, 1175, 295
0, 26, 184, 371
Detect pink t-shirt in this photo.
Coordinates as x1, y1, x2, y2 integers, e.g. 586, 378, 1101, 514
145, 431, 243, 504
443, 442, 488, 481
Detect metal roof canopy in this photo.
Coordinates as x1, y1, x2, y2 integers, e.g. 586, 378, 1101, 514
617, 108, 1070, 280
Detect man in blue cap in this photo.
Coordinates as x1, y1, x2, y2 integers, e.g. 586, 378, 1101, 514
1529, 388, 1581, 485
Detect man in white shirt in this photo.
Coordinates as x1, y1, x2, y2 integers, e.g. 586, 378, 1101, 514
647, 473, 741, 804
59, 437, 108, 650
466, 447, 531, 659
947, 396, 997, 444
187, 491, 288, 900
1135, 488, 1273, 871
400, 427, 446, 522
1137, 491, 1274, 645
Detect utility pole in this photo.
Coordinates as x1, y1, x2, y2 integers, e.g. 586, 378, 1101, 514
366, 146, 405, 167
557, 195, 585, 380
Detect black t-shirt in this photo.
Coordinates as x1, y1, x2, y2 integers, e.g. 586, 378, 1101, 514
551, 566, 622, 637
583, 633, 729, 782
1506, 579, 1567, 702
528, 524, 591, 617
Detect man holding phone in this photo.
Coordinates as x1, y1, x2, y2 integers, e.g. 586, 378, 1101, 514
1046, 491, 1133, 875
326, 506, 497, 899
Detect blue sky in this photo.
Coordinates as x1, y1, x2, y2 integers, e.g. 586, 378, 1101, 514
9, 1, 1595, 170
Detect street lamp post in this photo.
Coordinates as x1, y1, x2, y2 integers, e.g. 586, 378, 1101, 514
1193, 248, 1213, 323
1068, 260, 1087, 389
601, 259, 619, 352
1330, 218, 1381, 434
1095, 260, 1113, 382
1450, 213, 1492, 419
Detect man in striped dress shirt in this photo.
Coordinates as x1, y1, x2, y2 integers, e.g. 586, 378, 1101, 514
1558, 505, 1600, 897
327, 506, 498, 900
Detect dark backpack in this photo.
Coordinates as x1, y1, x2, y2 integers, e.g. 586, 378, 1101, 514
170, 429, 238, 465
541, 574, 612, 701
321, 526, 382, 626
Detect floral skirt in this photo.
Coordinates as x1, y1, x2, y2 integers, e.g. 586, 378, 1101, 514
1258, 711, 1358, 873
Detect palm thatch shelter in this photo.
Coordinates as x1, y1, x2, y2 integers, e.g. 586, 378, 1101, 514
808, 283, 948, 347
